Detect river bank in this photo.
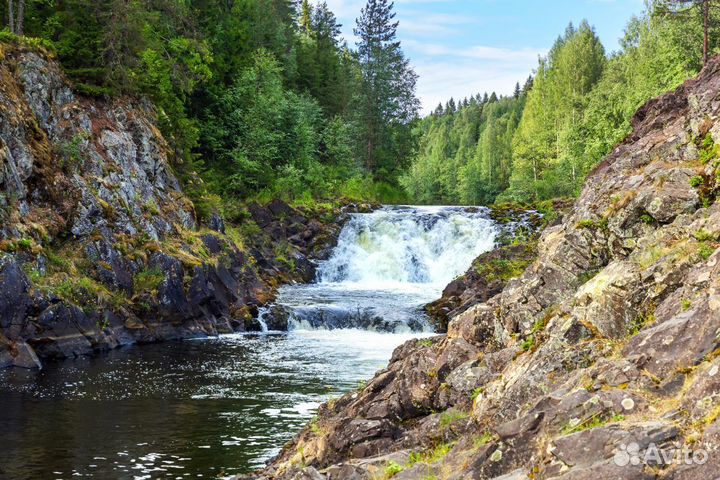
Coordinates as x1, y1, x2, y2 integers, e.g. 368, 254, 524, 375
0, 205, 523, 479
0, 42, 377, 369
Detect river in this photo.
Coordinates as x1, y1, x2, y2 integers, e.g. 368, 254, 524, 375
0, 206, 498, 480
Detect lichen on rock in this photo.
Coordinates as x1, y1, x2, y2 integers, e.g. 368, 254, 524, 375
252, 55, 720, 480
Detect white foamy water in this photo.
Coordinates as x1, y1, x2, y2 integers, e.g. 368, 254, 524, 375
318, 205, 498, 288
0, 205, 501, 479
268, 206, 498, 334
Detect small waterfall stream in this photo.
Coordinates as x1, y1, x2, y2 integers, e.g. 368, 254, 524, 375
0, 206, 500, 479
265, 206, 498, 333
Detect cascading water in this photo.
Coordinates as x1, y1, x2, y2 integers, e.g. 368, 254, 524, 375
266, 206, 498, 333
0, 206, 501, 479
319, 206, 498, 286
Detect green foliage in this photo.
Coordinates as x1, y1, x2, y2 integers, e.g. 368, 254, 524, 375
470, 387, 484, 402
354, 0, 420, 175
439, 409, 469, 428
691, 175, 705, 187
384, 461, 405, 477
520, 335, 535, 352
404, 8, 706, 205
134, 268, 165, 294
402, 95, 523, 205
698, 241, 716, 260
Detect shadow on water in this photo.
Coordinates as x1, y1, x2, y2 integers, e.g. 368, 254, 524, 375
0, 330, 424, 479
0, 206, 500, 479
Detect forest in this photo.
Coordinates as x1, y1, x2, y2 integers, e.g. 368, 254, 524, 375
1, 0, 419, 216
1, 0, 718, 209
403, 2, 716, 204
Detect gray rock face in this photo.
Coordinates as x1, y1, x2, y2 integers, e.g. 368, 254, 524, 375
0, 44, 351, 369
261, 57, 720, 480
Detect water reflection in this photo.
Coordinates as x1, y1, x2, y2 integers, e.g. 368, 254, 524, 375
0, 331, 419, 479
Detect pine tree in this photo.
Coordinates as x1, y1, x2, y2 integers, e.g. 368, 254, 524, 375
299, 0, 313, 35
354, 0, 420, 173
513, 82, 521, 99
656, 0, 719, 64
523, 75, 534, 94
5, 0, 25, 35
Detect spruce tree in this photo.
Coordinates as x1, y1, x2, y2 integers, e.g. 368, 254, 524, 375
354, 0, 420, 173
299, 0, 313, 35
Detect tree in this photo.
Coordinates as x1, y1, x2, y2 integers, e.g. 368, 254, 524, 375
657, 0, 720, 63
299, 0, 313, 35
354, 0, 420, 174
5, 0, 25, 35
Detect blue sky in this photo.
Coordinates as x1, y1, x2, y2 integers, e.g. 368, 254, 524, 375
319, 0, 647, 114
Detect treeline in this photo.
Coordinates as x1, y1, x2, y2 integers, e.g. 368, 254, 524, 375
1, 0, 419, 209
404, 3, 711, 204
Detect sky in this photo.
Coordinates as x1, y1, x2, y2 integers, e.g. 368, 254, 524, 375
318, 0, 648, 114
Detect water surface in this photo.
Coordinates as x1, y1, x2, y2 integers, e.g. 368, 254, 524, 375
0, 206, 499, 479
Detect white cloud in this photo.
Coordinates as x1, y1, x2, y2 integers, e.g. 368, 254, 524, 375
316, 0, 545, 114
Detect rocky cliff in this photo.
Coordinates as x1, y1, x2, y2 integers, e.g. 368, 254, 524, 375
0, 41, 353, 369
257, 58, 720, 479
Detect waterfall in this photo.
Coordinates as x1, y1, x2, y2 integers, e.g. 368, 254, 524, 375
266, 206, 499, 333
318, 206, 498, 288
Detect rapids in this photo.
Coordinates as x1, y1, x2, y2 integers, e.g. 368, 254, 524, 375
0, 206, 499, 479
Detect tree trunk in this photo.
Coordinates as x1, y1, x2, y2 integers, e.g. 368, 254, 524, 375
7, 0, 14, 34
704, 0, 710, 64
16, 0, 24, 36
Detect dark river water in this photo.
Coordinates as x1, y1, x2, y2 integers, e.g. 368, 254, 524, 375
0, 206, 499, 480
0, 330, 423, 480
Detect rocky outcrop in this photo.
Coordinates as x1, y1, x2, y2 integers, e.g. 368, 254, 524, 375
0, 41, 353, 369
256, 57, 720, 479
426, 201, 571, 332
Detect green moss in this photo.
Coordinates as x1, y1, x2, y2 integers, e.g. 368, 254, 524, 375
474, 431, 495, 449
628, 310, 656, 336
439, 409, 469, 428
640, 214, 655, 225
560, 413, 625, 436
699, 133, 720, 165
681, 299, 693, 311
475, 257, 533, 283
698, 242, 716, 260
384, 461, 405, 478
694, 229, 714, 242
408, 442, 455, 466
690, 176, 705, 188
134, 267, 165, 294
418, 339, 434, 347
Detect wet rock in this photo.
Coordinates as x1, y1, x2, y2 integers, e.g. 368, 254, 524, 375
27, 303, 95, 359
0, 258, 32, 340
10, 342, 42, 369
264, 305, 291, 331
265, 55, 720, 480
